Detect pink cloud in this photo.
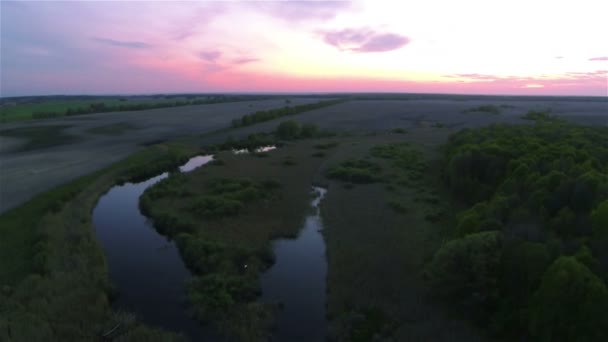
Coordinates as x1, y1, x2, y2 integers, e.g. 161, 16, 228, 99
589, 56, 608, 61
92, 37, 151, 49
199, 50, 222, 62
254, 2, 351, 22
322, 28, 410, 53
232, 57, 260, 65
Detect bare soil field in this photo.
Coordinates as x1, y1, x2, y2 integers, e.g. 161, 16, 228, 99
1, 96, 605, 213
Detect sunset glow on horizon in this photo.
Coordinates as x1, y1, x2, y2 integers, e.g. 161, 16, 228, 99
2, 0, 607, 97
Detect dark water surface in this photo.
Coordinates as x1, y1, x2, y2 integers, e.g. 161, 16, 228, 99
261, 187, 328, 341
93, 155, 215, 340
93, 154, 328, 341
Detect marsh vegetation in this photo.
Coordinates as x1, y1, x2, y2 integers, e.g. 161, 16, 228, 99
2, 97, 607, 342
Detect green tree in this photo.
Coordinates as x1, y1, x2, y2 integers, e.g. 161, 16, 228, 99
427, 231, 503, 310
529, 256, 608, 342
591, 200, 608, 238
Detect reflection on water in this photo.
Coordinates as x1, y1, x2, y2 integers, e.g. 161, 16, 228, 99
232, 145, 277, 154
261, 187, 328, 341
179, 155, 213, 172
92, 155, 215, 340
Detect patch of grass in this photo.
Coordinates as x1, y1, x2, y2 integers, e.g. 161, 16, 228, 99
387, 199, 409, 214
312, 151, 326, 158
348, 307, 397, 342
521, 109, 558, 121
314, 141, 339, 150
391, 128, 408, 134
463, 105, 502, 115
86, 122, 137, 135
327, 159, 381, 183
371, 143, 427, 186
0, 125, 78, 151
210, 158, 225, 166
282, 156, 297, 166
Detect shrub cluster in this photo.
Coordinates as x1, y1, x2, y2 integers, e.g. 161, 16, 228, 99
190, 178, 280, 219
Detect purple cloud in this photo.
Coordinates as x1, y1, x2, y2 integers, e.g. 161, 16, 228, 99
589, 56, 608, 61
321, 28, 410, 53
92, 37, 150, 49
199, 50, 222, 62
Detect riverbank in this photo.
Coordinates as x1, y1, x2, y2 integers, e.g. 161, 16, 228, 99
0, 142, 201, 341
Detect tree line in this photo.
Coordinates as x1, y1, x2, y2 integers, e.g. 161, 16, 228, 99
31, 95, 268, 119
230, 99, 345, 128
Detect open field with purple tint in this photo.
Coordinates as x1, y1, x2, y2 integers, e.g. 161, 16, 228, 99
1, 95, 606, 213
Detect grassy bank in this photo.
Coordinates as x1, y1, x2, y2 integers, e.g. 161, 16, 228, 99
0, 142, 200, 341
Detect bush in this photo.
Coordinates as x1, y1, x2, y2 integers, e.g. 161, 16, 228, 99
276, 120, 301, 140
300, 123, 320, 138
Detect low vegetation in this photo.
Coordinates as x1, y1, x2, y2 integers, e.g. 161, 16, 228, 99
463, 104, 502, 115
0, 125, 78, 151
430, 120, 608, 339
326, 159, 381, 184
230, 99, 345, 128
86, 122, 138, 135
522, 109, 558, 121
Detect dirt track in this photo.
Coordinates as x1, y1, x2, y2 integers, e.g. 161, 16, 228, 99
1, 96, 606, 213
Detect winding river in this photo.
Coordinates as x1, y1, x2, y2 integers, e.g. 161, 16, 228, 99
93, 156, 215, 340
92, 154, 329, 341
261, 187, 328, 341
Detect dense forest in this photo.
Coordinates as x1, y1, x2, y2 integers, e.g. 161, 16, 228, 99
428, 118, 608, 340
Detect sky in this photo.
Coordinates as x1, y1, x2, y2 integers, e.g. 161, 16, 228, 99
1, 0, 607, 97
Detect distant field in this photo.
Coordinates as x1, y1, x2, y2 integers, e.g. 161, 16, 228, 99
0, 95, 270, 122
